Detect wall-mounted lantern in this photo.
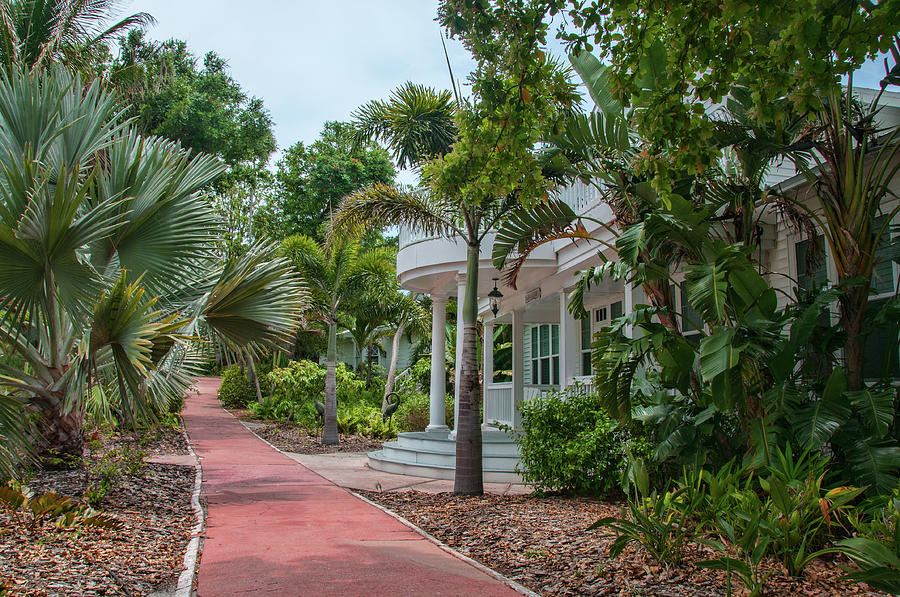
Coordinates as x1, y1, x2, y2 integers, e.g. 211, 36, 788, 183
488, 278, 503, 317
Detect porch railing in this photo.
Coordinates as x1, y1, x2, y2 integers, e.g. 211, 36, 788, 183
484, 382, 514, 427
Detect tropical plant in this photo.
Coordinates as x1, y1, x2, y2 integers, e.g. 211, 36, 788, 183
0, 0, 154, 74
590, 468, 707, 567
0, 68, 305, 472
279, 235, 393, 444
517, 388, 640, 497
0, 479, 121, 532
789, 79, 900, 391
350, 82, 457, 170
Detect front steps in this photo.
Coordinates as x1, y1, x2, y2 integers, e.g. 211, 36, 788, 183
368, 429, 523, 483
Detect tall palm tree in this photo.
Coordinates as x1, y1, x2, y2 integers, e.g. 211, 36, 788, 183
337, 71, 574, 494
279, 235, 394, 444
0, 0, 154, 74
0, 68, 305, 471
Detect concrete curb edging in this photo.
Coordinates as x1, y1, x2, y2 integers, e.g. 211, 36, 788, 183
351, 490, 539, 597
174, 418, 204, 597
233, 416, 536, 596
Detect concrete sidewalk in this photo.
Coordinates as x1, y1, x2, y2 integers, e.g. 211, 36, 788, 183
284, 451, 532, 496
184, 377, 521, 597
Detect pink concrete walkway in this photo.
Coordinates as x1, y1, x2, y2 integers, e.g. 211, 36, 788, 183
184, 377, 519, 597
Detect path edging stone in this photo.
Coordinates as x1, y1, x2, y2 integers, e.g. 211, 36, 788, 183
174, 417, 204, 597
351, 490, 539, 597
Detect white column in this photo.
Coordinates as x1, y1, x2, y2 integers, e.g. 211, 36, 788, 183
511, 307, 525, 429
483, 321, 495, 387
559, 290, 579, 386
482, 321, 495, 429
451, 273, 465, 438
624, 281, 634, 338
426, 295, 448, 433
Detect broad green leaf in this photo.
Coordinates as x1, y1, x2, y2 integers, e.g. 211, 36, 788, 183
847, 389, 895, 438
700, 328, 742, 380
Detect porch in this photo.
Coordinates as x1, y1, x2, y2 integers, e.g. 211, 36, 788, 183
368, 277, 628, 481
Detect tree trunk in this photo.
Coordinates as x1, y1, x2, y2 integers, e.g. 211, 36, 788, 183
366, 346, 373, 388
247, 352, 263, 403
323, 320, 340, 445
454, 243, 483, 495
36, 395, 85, 465
841, 286, 868, 391
383, 322, 406, 408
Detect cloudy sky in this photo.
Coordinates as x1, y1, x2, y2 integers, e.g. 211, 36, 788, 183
131, 0, 890, 169
133, 0, 476, 160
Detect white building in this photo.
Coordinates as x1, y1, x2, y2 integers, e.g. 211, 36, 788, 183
368, 88, 900, 481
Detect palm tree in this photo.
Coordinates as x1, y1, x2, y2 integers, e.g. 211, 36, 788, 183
792, 78, 900, 391
336, 70, 574, 493
279, 235, 394, 444
0, 0, 154, 74
381, 293, 429, 402
350, 82, 456, 170
331, 183, 521, 491
0, 68, 305, 470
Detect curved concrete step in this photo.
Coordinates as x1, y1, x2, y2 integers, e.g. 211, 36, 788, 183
381, 441, 520, 470
394, 431, 521, 457
368, 449, 523, 484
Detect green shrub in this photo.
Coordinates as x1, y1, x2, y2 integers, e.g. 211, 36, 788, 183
518, 390, 634, 497
394, 392, 454, 431
255, 360, 376, 425
337, 404, 398, 438
396, 357, 433, 394
218, 365, 255, 408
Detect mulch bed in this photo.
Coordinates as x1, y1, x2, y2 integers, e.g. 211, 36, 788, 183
361, 491, 883, 597
0, 428, 195, 596
228, 409, 385, 454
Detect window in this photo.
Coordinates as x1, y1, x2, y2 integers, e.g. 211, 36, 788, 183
864, 218, 899, 379
680, 285, 702, 335
610, 301, 623, 320
530, 323, 560, 385
580, 316, 592, 376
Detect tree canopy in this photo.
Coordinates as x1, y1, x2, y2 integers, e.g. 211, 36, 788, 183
256, 121, 395, 241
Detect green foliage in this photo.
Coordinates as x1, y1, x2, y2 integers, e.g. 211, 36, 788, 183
256, 121, 395, 241
0, 479, 122, 533
112, 32, 275, 169
337, 404, 397, 439
82, 431, 146, 507
840, 486, 900, 593
590, 468, 707, 567
0, 0, 153, 75
517, 389, 642, 497
393, 391, 454, 432
551, 0, 898, 177
217, 366, 256, 409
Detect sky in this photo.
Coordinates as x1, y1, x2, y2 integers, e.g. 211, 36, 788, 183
128, 0, 890, 180
131, 0, 477, 180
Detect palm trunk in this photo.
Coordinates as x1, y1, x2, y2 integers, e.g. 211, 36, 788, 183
454, 243, 483, 495
323, 320, 340, 445
35, 394, 84, 464
841, 286, 868, 391
383, 322, 406, 407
